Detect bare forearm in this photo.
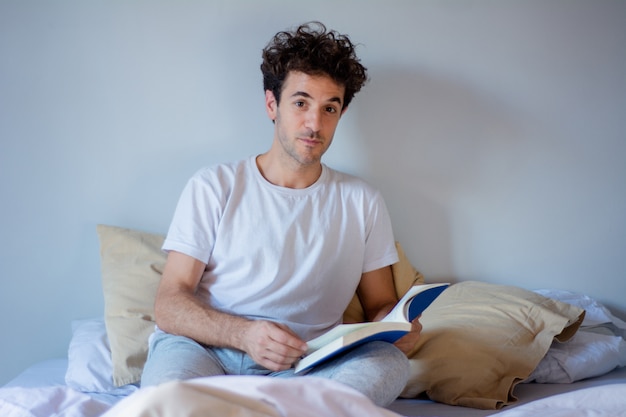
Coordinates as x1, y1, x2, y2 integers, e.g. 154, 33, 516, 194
154, 288, 252, 350
154, 287, 307, 370
153, 251, 305, 371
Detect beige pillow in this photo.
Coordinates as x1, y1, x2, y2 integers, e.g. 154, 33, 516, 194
97, 224, 166, 386
400, 280, 585, 409
97, 224, 418, 386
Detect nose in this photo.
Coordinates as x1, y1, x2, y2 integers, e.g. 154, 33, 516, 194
304, 108, 322, 133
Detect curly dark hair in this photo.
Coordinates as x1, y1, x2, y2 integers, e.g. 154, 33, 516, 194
260, 21, 368, 109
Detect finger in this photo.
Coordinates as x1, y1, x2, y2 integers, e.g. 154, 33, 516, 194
411, 320, 422, 332
265, 339, 307, 363
255, 346, 302, 371
269, 323, 308, 351
410, 316, 423, 331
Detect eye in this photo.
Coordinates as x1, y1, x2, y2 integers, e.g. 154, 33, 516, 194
325, 106, 338, 114
294, 101, 305, 108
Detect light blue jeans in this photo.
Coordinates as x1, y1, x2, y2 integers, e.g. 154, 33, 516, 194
140, 330, 410, 407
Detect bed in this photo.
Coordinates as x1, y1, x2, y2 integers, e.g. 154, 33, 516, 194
2, 225, 625, 417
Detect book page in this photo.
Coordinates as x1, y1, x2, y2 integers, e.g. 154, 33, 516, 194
306, 283, 448, 353
305, 323, 370, 352
381, 283, 449, 323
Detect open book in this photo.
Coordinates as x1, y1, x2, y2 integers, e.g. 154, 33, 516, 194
294, 282, 449, 373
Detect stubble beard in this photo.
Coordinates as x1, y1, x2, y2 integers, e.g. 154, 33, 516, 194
277, 128, 328, 169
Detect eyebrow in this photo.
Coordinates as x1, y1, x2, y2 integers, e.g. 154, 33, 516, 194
291, 91, 343, 106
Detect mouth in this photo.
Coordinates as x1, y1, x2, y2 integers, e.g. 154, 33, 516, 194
298, 136, 323, 147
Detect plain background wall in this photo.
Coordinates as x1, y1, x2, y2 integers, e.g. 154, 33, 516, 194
1, 0, 624, 385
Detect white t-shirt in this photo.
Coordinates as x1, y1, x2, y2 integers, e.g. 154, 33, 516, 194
163, 156, 398, 340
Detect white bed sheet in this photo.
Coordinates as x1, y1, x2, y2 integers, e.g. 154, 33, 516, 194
1, 359, 124, 417
2, 359, 626, 417
3, 358, 68, 388
0, 385, 111, 417
491, 384, 626, 417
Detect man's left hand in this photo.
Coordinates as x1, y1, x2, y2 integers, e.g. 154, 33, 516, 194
393, 316, 422, 355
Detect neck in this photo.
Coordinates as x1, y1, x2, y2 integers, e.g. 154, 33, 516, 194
256, 153, 322, 189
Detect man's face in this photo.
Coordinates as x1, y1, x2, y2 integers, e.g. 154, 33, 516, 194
265, 71, 347, 168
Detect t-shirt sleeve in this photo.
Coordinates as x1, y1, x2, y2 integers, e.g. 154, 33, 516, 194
362, 191, 399, 273
162, 170, 222, 263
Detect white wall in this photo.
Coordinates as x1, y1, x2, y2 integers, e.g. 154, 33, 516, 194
1, 0, 624, 385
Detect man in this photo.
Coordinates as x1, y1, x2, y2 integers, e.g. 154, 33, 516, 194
141, 21, 420, 407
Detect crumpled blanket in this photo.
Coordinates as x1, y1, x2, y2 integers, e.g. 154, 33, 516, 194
102, 375, 403, 417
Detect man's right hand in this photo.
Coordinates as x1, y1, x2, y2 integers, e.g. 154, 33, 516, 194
241, 320, 308, 371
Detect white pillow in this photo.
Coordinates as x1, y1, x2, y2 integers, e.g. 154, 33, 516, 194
528, 289, 626, 383
528, 330, 626, 383
65, 318, 138, 396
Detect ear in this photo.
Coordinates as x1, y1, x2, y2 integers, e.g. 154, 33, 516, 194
340, 105, 349, 117
265, 90, 278, 121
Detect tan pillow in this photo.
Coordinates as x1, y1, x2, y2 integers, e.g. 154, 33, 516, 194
400, 281, 585, 409
97, 224, 166, 386
343, 242, 424, 323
